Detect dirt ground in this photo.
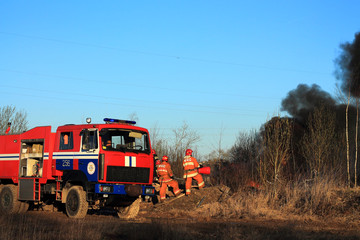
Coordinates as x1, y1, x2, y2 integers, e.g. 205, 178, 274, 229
135, 185, 360, 239
15, 185, 360, 240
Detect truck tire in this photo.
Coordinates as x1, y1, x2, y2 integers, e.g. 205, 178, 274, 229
0, 185, 22, 214
65, 186, 88, 218
117, 197, 141, 219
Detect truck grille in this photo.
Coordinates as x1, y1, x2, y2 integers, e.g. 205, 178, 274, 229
106, 166, 150, 183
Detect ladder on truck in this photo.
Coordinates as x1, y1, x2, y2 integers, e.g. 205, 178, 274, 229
55, 176, 62, 201
34, 178, 41, 201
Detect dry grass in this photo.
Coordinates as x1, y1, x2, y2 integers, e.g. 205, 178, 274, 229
2, 212, 359, 240
0, 214, 102, 240
0, 213, 195, 240
1, 178, 360, 240
193, 176, 360, 223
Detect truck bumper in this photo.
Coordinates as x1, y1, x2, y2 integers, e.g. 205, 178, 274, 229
95, 184, 155, 196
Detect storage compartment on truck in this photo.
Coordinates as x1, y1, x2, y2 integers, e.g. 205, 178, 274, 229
19, 140, 44, 177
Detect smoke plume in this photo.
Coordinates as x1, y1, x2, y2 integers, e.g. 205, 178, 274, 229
281, 84, 336, 123
281, 83, 358, 140
335, 32, 360, 97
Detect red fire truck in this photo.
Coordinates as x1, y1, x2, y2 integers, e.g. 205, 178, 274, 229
0, 118, 155, 218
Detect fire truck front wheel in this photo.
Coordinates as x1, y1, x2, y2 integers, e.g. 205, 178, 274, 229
65, 186, 88, 218
0, 185, 22, 214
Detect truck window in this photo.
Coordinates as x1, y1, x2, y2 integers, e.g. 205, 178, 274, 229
100, 129, 150, 153
81, 130, 98, 151
60, 132, 73, 150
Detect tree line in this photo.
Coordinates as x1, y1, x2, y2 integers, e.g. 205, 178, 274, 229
207, 31, 360, 192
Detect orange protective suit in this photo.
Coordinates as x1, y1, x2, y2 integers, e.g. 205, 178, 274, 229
157, 161, 181, 202
183, 155, 205, 195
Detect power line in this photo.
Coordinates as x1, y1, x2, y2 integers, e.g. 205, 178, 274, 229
0, 31, 331, 75
0, 84, 268, 113
0, 90, 266, 117
0, 68, 282, 101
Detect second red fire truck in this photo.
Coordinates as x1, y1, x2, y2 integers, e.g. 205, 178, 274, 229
0, 118, 155, 218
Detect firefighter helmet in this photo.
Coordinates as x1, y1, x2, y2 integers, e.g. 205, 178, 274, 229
185, 149, 193, 156
155, 159, 161, 165
162, 155, 168, 161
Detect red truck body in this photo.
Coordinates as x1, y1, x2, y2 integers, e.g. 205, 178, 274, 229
0, 118, 155, 218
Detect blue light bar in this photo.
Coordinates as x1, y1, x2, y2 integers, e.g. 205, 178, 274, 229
103, 118, 136, 125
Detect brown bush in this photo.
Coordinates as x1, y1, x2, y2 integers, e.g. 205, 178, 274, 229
194, 177, 360, 221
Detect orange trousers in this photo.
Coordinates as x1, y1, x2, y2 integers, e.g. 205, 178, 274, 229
185, 173, 204, 195
159, 179, 181, 201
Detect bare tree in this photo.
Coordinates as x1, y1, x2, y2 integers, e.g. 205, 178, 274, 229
0, 105, 28, 135
214, 130, 259, 189
356, 99, 359, 187
301, 105, 336, 176
209, 124, 228, 184
334, 32, 360, 188
149, 122, 161, 150
215, 124, 225, 161
346, 88, 351, 187
149, 122, 171, 161
259, 116, 291, 193
229, 130, 258, 175
128, 112, 139, 122
148, 121, 200, 177
335, 84, 357, 187
171, 121, 201, 176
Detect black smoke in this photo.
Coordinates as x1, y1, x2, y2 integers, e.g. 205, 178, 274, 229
281, 84, 337, 124
281, 83, 358, 133
335, 32, 360, 97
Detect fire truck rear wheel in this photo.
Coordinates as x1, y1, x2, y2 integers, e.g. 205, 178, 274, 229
117, 197, 141, 219
0, 185, 22, 214
65, 186, 88, 218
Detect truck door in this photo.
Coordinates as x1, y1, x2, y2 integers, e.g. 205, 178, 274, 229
78, 129, 99, 181
54, 131, 75, 170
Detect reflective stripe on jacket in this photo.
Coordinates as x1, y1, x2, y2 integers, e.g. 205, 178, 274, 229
183, 156, 199, 178
157, 162, 173, 181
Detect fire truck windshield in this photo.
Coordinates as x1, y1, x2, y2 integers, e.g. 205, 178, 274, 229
100, 128, 150, 153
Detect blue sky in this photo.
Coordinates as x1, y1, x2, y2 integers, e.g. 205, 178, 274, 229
1, 1, 359, 156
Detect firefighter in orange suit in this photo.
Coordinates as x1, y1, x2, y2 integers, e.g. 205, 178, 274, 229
157, 155, 181, 202
183, 149, 205, 196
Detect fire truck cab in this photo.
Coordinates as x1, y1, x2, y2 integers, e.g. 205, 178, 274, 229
0, 118, 155, 218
